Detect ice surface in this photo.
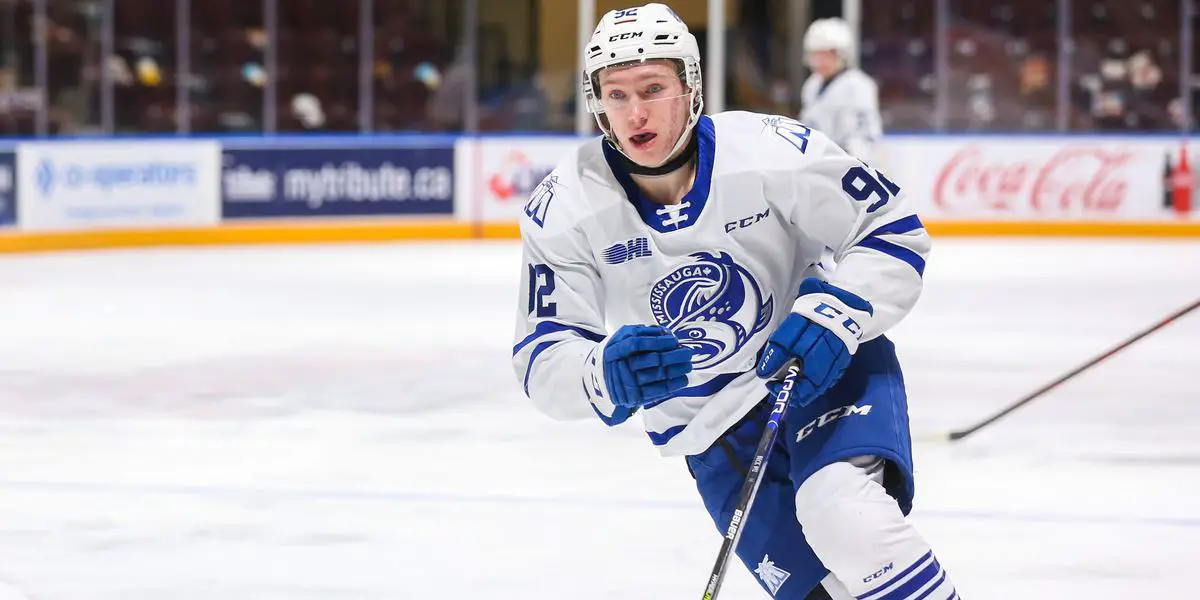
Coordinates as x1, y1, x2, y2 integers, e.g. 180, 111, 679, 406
0, 238, 1196, 599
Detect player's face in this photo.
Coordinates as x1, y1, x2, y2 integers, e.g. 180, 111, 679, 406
807, 49, 842, 78
597, 60, 691, 167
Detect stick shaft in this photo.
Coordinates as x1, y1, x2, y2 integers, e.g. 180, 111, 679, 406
701, 363, 801, 600
948, 297, 1200, 441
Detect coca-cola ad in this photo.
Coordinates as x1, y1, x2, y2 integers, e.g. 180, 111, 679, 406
883, 137, 1189, 220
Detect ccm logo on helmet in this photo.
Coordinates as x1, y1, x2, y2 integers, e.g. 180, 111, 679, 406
608, 31, 644, 42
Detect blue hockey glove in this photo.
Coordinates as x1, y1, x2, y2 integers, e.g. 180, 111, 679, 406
756, 279, 874, 407
589, 324, 694, 411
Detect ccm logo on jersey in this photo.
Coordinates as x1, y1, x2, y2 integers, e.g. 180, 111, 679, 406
796, 404, 873, 442
863, 562, 895, 584
725, 208, 770, 233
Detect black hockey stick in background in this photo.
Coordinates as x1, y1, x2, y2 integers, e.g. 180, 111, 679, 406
918, 297, 1200, 444
701, 362, 802, 600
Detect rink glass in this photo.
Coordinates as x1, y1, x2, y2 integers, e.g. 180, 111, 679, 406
0, 0, 1194, 136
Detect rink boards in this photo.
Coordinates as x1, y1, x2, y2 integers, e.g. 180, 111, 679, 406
0, 133, 1197, 253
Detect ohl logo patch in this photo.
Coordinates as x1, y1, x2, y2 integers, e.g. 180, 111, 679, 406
649, 251, 773, 369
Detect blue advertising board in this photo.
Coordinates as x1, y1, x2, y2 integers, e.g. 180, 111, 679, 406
0, 151, 15, 228
221, 147, 455, 219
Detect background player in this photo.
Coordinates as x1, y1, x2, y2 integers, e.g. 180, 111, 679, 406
800, 17, 884, 164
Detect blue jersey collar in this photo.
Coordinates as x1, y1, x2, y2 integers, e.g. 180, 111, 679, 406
602, 114, 716, 233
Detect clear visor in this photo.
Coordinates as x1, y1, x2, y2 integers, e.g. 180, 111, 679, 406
805, 48, 845, 67
597, 90, 691, 114
591, 58, 691, 114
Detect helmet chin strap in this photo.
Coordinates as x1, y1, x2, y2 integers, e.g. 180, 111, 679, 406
606, 130, 697, 177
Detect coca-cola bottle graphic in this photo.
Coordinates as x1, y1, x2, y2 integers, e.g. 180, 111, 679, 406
1170, 145, 1192, 216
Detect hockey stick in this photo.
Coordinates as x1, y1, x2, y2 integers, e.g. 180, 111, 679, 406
701, 362, 802, 600
917, 297, 1200, 444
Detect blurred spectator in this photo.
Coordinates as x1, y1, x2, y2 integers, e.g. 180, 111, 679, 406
1076, 45, 1173, 130
426, 51, 469, 131
1017, 53, 1055, 129
1, 0, 1195, 135
859, 0, 1191, 132
291, 93, 326, 129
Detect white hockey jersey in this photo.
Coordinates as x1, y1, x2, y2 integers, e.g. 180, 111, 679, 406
800, 68, 883, 163
511, 111, 928, 458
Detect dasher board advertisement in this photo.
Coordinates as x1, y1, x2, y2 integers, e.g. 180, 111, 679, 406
17, 140, 221, 231
883, 136, 1194, 220
456, 137, 589, 222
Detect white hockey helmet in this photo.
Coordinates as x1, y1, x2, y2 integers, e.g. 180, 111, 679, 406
582, 3, 704, 166
803, 17, 856, 65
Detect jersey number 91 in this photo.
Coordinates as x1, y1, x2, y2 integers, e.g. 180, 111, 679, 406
841, 164, 901, 213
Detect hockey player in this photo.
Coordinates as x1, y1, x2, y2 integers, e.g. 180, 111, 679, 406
512, 4, 959, 599
800, 18, 883, 163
